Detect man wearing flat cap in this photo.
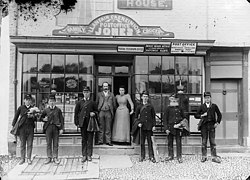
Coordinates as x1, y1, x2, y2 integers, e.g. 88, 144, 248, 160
74, 86, 98, 162
195, 92, 222, 163
40, 94, 64, 164
12, 94, 37, 165
134, 91, 156, 163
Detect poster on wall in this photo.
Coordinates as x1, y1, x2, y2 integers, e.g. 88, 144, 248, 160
170, 42, 197, 54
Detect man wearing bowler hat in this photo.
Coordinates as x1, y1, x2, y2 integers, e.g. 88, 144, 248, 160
12, 94, 36, 165
195, 92, 222, 163
40, 94, 64, 164
74, 86, 98, 162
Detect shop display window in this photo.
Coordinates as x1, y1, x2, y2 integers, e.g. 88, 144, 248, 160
134, 55, 204, 133
22, 54, 94, 133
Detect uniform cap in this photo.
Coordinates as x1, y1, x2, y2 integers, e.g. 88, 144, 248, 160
204, 92, 211, 97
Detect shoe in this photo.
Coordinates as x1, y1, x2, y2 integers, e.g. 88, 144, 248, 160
139, 157, 145, 162
106, 143, 113, 146
212, 157, 221, 163
87, 156, 92, 161
44, 158, 52, 164
53, 158, 61, 164
165, 156, 174, 162
81, 156, 87, 163
150, 157, 156, 163
177, 158, 183, 163
201, 157, 207, 163
19, 159, 25, 165
27, 159, 32, 165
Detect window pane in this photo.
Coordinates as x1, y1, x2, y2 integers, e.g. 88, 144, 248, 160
135, 75, 148, 93
51, 74, 64, 92
162, 56, 174, 74
52, 55, 64, 73
189, 57, 202, 75
79, 75, 93, 92
66, 55, 78, 73
38, 54, 51, 73
149, 94, 161, 113
149, 56, 161, 74
115, 66, 129, 74
135, 56, 148, 74
162, 75, 175, 93
23, 54, 37, 73
188, 76, 201, 94
98, 66, 111, 75
22, 74, 37, 93
38, 74, 51, 93
175, 56, 188, 75
65, 74, 78, 92
175, 76, 188, 93
149, 75, 161, 93
37, 93, 49, 111
79, 55, 93, 74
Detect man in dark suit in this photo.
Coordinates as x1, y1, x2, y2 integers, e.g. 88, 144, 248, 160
40, 94, 64, 164
12, 94, 36, 165
164, 94, 189, 163
134, 91, 156, 163
96, 82, 116, 146
74, 86, 98, 162
195, 92, 222, 163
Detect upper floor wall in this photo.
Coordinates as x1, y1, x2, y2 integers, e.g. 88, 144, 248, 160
10, 0, 250, 46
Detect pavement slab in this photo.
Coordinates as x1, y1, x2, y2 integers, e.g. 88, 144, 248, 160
100, 155, 133, 169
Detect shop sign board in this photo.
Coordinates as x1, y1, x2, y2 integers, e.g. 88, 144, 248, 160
53, 13, 174, 38
118, 0, 172, 10
170, 42, 197, 54
145, 44, 169, 53
117, 46, 144, 52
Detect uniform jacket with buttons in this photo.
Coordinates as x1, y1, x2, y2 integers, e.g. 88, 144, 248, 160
40, 106, 64, 131
134, 103, 156, 130
12, 105, 36, 128
74, 98, 98, 127
164, 105, 186, 135
194, 103, 222, 125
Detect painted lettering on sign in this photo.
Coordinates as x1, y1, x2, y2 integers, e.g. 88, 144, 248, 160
170, 42, 197, 54
118, 0, 172, 10
52, 13, 174, 38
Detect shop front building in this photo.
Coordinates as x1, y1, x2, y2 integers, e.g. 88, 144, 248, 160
8, 0, 250, 154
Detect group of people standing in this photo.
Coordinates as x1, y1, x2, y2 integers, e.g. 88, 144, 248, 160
12, 81, 222, 165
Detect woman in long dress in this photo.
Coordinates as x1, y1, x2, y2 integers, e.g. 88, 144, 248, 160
112, 86, 134, 143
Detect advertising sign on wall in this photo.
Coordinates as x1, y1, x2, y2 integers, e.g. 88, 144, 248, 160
170, 42, 197, 54
118, 0, 172, 10
53, 13, 174, 38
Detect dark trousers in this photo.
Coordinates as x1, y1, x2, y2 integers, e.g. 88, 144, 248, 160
141, 130, 154, 159
98, 111, 112, 144
45, 124, 59, 158
19, 125, 34, 160
201, 122, 217, 157
80, 125, 94, 157
168, 130, 182, 158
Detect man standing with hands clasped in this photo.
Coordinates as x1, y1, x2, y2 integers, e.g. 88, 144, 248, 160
195, 92, 222, 163
134, 91, 156, 163
40, 94, 64, 164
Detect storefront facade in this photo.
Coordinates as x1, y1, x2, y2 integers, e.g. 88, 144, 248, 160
8, 0, 250, 152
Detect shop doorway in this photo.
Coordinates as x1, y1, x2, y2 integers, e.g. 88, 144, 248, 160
114, 76, 129, 96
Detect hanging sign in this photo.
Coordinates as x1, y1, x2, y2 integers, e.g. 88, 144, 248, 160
118, 0, 172, 10
170, 42, 197, 54
53, 13, 174, 38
